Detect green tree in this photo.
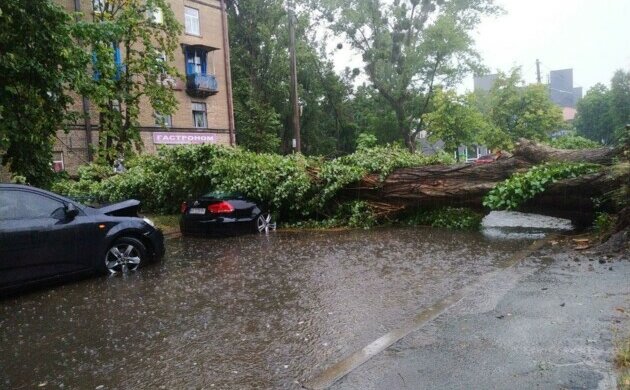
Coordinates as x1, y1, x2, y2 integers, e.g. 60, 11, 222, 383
228, 0, 285, 153
228, 0, 357, 155
313, 0, 499, 151
488, 69, 562, 141
425, 90, 491, 161
0, 0, 88, 186
79, 0, 181, 163
609, 69, 630, 143
574, 83, 613, 144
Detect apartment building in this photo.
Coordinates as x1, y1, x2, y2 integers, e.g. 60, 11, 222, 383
53, 0, 235, 174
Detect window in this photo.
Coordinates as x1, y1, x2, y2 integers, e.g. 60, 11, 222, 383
0, 190, 64, 220
52, 152, 64, 172
92, 0, 111, 13
192, 102, 207, 128
185, 48, 207, 75
150, 7, 163, 24
92, 43, 123, 81
113, 43, 123, 80
155, 112, 172, 127
184, 7, 200, 35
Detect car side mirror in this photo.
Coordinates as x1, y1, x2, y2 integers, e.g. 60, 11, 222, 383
65, 203, 79, 220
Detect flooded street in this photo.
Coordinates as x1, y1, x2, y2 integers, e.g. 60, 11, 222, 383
1, 227, 533, 389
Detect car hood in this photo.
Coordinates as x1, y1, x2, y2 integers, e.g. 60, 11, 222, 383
98, 199, 141, 217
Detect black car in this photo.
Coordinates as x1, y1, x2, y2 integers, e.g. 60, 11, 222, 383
180, 191, 274, 236
0, 184, 165, 296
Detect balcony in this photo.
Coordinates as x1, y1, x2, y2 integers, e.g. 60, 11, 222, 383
186, 74, 218, 98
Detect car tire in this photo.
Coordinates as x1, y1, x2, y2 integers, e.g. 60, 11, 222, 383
101, 237, 147, 274
254, 212, 272, 233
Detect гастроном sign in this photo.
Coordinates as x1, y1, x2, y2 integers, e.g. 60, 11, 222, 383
152, 132, 216, 145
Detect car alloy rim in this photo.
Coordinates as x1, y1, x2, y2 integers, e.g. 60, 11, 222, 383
257, 213, 272, 233
105, 244, 141, 274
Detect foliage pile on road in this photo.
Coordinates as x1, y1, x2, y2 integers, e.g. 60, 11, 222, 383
483, 162, 601, 210
546, 134, 601, 150
402, 207, 483, 231
52, 144, 453, 221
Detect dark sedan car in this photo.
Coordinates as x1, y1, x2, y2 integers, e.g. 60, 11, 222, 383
180, 191, 274, 236
0, 184, 165, 296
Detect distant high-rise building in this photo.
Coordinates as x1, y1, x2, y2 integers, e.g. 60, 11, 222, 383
473, 74, 498, 92
549, 69, 579, 108
474, 67, 582, 110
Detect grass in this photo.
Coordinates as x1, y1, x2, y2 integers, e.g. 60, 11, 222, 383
144, 214, 180, 233
616, 335, 630, 389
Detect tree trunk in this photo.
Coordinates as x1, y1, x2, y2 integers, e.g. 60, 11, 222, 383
341, 139, 625, 224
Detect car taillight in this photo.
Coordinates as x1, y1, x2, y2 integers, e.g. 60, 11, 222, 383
208, 201, 234, 214
180, 201, 188, 214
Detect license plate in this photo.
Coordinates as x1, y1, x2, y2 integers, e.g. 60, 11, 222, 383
189, 208, 206, 215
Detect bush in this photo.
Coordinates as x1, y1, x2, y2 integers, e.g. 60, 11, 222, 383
402, 207, 483, 230
52, 144, 452, 223
547, 134, 601, 149
483, 162, 601, 210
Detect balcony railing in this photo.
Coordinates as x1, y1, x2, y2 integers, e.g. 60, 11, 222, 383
186, 73, 218, 98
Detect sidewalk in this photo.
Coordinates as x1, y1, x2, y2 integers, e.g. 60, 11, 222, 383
332, 247, 630, 390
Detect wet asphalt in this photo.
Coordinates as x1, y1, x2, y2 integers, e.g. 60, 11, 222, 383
330, 247, 630, 390
0, 226, 628, 389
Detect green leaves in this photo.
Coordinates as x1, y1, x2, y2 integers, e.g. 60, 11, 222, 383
403, 207, 483, 230
0, 0, 90, 187
53, 143, 452, 224
483, 162, 601, 210
546, 134, 600, 149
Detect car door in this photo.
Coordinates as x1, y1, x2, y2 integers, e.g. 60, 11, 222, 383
0, 189, 84, 289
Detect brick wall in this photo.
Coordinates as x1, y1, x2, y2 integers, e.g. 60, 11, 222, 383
47, 0, 235, 176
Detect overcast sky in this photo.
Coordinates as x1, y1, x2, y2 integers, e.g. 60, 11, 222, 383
331, 0, 630, 93
467, 0, 630, 92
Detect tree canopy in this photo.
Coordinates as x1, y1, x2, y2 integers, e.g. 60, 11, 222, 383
78, 0, 182, 163
485, 69, 563, 142
425, 89, 491, 161
574, 69, 630, 145
0, 0, 88, 186
311, 0, 500, 151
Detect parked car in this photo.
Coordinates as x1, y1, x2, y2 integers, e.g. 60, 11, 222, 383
180, 191, 273, 236
0, 184, 165, 297
474, 154, 498, 164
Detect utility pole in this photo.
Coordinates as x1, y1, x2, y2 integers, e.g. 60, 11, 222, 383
288, 0, 301, 153
536, 59, 542, 84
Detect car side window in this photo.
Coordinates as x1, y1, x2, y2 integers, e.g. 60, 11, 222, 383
0, 190, 65, 220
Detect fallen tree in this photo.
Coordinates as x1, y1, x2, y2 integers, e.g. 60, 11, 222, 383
343, 139, 626, 226
52, 139, 626, 229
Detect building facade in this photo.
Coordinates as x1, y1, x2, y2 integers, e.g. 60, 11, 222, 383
54, 0, 234, 174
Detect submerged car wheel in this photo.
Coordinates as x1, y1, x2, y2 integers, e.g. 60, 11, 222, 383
104, 237, 147, 274
255, 213, 272, 233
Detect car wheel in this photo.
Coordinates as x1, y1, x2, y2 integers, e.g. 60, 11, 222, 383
255, 212, 272, 233
103, 237, 147, 274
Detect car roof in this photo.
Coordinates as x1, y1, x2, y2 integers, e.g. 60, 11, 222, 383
1, 184, 75, 203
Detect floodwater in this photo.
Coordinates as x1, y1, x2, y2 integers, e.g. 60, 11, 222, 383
1, 227, 535, 389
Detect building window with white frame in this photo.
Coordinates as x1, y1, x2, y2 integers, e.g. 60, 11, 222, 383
149, 6, 163, 24
52, 152, 64, 172
192, 102, 207, 128
184, 7, 200, 35
92, 0, 109, 13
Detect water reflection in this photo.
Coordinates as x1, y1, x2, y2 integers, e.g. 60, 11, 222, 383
481, 211, 574, 239
0, 227, 531, 389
